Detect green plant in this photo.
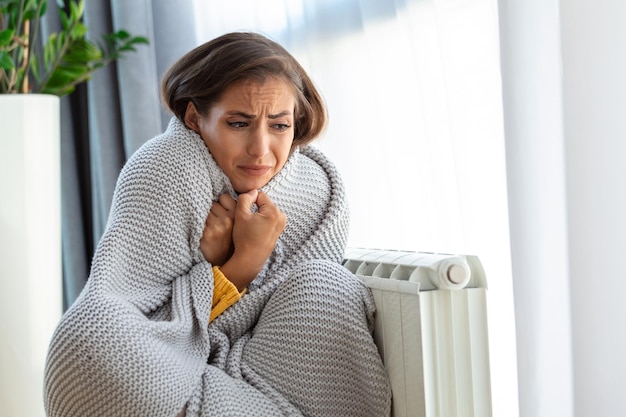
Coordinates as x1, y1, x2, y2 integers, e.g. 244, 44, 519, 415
0, 0, 148, 95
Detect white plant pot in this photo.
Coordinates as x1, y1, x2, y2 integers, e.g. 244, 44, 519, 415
0, 94, 63, 417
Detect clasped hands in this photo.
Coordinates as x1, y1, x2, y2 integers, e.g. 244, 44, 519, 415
200, 190, 286, 291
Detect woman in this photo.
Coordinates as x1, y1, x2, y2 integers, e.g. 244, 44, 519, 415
44, 32, 391, 416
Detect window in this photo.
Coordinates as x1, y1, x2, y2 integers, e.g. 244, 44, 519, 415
194, 1, 518, 415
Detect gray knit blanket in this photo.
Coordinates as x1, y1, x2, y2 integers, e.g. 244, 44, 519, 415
44, 118, 391, 416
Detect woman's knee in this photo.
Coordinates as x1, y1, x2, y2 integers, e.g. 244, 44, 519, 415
282, 259, 365, 296
261, 259, 375, 324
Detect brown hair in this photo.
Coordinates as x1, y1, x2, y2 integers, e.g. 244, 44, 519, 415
161, 32, 327, 147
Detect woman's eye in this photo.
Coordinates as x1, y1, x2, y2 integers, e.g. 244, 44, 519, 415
272, 123, 291, 132
227, 121, 248, 128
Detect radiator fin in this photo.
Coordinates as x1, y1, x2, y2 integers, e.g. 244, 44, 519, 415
343, 248, 492, 417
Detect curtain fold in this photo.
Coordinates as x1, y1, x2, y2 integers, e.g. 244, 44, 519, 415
499, 0, 626, 416
61, 89, 94, 307
61, 0, 198, 308
497, 1, 574, 416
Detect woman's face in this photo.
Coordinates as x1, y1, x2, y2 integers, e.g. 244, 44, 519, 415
186, 77, 296, 193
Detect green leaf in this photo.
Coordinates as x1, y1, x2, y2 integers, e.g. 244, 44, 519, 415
46, 64, 88, 88
41, 79, 77, 96
59, 9, 70, 30
76, 0, 85, 17
131, 36, 150, 45
39, 0, 48, 17
69, 0, 84, 21
64, 38, 102, 63
15, 43, 24, 61
0, 51, 16, 70
30, 54, 40, 81
3, 3, 19, 25
23, 8, 37, 20
0, 0, 23, 7
0, 29, 15, 48
71, 22, 87, 39
14, 66, 26, 91
55, 31, 65, 54
58, 63, 90, 78
43, 34, 57, 67
54, 85, 76, 95
114, 30, 131, 40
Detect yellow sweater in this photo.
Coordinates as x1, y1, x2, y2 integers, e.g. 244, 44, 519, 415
210, 266, 246, 323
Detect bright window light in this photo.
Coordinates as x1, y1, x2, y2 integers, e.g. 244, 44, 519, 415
193, 1, 519, 415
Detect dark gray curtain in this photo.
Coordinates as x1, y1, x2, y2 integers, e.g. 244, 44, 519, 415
59, 0, 199, 309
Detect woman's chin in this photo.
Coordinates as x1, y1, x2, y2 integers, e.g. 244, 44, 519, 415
233, 181, 267, 194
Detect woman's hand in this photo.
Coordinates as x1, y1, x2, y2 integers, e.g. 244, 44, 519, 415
200, 194, 236, 266
221, 190, 286, 291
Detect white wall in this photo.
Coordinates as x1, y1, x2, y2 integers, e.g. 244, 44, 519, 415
561, 1, 626, 416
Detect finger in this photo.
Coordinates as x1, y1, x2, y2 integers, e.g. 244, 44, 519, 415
256, 191, 286, 228
236, 189, 259, 215
205, 210, 220, 227
204, 212, 233, 236
255, 191, 277, 213
209, 202, 226, 216
206, 202, 229, 225
218, 194, 237, 214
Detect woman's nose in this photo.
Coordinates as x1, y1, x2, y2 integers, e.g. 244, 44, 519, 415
247, 127, 270, 157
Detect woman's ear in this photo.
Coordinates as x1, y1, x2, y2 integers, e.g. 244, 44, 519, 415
184, 101, 201, 133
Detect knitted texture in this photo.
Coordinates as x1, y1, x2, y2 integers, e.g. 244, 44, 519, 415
44, 117, 392, 417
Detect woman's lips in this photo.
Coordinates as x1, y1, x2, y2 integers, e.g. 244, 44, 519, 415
239, 165, 271, 176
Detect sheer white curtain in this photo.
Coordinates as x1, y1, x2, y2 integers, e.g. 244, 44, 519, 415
498, 1, 573, 416
193, 1, 518, 415
499, 0, 626, 416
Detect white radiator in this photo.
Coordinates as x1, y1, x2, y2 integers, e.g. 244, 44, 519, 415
343, 248, 492, 417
